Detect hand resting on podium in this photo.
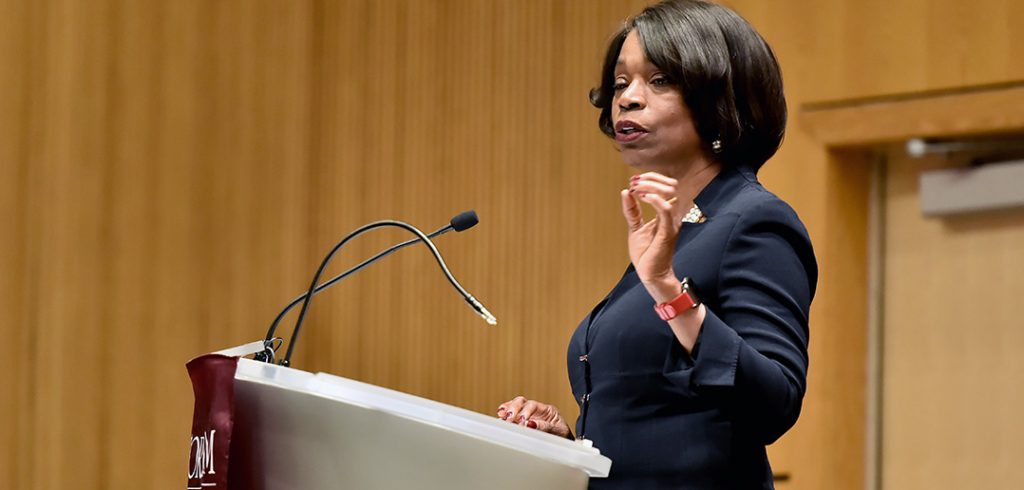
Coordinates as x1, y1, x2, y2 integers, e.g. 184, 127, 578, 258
496, 396, 573, 440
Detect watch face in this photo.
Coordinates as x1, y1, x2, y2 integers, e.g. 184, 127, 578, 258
680, 277, 700, 307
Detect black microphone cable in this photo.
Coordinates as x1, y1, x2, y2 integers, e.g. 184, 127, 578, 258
267, 212, 492, 367
258, 211, 478, 362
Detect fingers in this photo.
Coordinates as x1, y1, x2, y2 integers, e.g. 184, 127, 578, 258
516, 400, 541, 425
620, 189, 643, 231
639, 193, 679, 234
637, 193, 681, 251
497, 397, 544, 427
497, 397, 566, 434
632, 172, 678, 187
525, 411, 572, 439
630, 172, 679, 197
629, 173, 678, 212
624, 170, 678, 232
638, 192, 674, 213
497, 396, 527, 422
630, 172, 678, 200
630, 180, 675, 197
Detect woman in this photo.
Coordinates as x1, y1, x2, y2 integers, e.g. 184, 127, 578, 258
497, 1, 817, 488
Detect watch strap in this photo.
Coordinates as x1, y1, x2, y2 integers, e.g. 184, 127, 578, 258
654, 277, 701, 321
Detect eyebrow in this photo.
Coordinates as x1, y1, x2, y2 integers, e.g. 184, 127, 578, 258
616, 57, 654, 68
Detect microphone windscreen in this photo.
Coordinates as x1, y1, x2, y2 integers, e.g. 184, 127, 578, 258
451, 210, 479, 232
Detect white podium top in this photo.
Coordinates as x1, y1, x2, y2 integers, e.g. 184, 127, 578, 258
234, 358, 611, 480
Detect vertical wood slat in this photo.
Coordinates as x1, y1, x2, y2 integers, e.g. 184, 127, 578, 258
102, 0, 160, 485
0, 0, 30, 484
102, 0, 156, 482
32, 1, 108, 487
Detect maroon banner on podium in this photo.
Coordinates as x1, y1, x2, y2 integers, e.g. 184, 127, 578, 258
186, 354, 239, 490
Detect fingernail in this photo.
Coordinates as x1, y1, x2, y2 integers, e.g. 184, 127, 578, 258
527, 420, 538, 429
519, 416, 526, 424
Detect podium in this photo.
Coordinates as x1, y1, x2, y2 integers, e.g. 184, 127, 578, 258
227, 357, 611, 489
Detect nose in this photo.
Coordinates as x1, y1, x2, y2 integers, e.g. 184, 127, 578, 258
617, 80, 646, 111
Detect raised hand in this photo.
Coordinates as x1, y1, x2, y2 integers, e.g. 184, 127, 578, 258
620, 172, 685, 302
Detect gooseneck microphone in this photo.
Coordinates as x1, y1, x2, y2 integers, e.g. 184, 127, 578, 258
266, 211, 493, 367
448, 210, 480, 232
261, 210, 479, 350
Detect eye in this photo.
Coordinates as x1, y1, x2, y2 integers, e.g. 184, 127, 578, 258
651, 75, 672, 86
612, 78, 628, 91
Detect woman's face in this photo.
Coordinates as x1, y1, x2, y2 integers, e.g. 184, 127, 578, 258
611, 31, 703, 172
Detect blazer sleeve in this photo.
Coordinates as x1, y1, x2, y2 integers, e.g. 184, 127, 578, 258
665, 198, 817, 445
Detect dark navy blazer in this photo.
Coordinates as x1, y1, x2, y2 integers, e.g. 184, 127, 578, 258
567, 167, 817, 489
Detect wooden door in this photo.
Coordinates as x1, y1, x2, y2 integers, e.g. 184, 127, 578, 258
881, 147, 1024, 489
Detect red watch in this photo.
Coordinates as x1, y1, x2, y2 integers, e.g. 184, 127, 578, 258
654, 277, 701, 321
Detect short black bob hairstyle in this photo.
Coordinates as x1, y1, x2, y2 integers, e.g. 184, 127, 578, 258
590, 0, 786, 173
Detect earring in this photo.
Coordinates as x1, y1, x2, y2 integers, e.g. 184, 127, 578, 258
711, 139, 723, 153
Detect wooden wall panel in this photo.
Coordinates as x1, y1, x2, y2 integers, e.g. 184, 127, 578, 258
0, 0, 315, 487
2, 0, 1021, 488
882, 152, 1024, 489
739, 0, 1024, 102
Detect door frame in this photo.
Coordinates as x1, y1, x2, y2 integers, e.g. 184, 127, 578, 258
800, 81, 1024, 490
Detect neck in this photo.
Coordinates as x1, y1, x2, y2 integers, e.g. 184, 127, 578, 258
659, 158, 722, 206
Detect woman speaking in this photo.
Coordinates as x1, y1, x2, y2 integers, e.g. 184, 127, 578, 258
497, 1, 817, 488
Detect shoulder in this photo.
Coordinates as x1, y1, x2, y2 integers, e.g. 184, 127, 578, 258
715, 178, 818, 284
717, 178, 807, 232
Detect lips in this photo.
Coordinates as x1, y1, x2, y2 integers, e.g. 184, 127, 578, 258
614, 120, 648, 143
